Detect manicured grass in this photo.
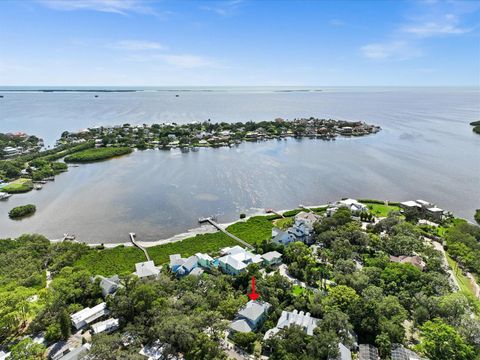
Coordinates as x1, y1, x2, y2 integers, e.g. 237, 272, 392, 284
2, 178, 33, 193
361, 202, 400, 217
64, 147, 132, 163
226, 216, 273, 245
446, 254, 480, 312
274, 217, 294, 230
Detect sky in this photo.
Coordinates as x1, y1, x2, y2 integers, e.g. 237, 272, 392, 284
0, 0, 479, 86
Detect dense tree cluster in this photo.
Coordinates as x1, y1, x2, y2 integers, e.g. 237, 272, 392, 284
1, 207, 480, 359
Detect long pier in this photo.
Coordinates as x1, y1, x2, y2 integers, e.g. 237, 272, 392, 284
129, 232, 151, 261
265, 208, 285, 218
199, 217, 254, 250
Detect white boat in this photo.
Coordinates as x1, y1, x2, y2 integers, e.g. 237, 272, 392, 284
0, 192, 11, 200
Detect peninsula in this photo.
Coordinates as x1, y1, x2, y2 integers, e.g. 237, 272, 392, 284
0, 118, 381, 195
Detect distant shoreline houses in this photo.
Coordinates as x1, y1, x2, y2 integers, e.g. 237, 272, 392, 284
57, 117, 381, 150
400, 199, 445, 222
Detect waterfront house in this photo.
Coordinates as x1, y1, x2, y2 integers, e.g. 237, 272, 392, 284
218, 246, 263, 275
134, 261, 161, 279
294, 211, 321, 228
169, 254, 203, 276
176, 255, 198, 276
98, 274, 121, 297
338, 198, 367, 212
400, 199, 444, 221
71, 302, 109, 330
400, 200, 422, 210
230, 300, 271, 333
261, 251, 283, 266
91, 318, 119, 334
426, 206, 444, 221
195, 252, 214, 268
272, 228, 297, 246
264, 310, 318, 340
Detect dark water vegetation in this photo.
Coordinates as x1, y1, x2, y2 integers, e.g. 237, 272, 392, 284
469, 121, 480, 134
64, 147, 133, 163
8, 204, 36, 219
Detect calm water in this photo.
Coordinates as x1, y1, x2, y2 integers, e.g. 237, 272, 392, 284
0, 87, 478, 243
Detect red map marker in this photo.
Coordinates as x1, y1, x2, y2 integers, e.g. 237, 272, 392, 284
247, 276, 260, 301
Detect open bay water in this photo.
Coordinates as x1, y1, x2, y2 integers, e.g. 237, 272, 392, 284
0, 87, 478, 243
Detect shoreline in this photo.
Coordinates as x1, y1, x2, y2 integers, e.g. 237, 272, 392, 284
71, 203, 330, 248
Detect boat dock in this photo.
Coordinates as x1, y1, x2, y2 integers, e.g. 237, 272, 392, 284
198, 217, 254, 249
265, 208, 285, 218
129, 232, 151, 261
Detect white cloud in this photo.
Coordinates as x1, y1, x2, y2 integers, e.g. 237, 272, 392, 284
360, 41, 421, 60
201, 0, 243, 16
112, 40, 166, 50
125, 53, 216, 69
401, 13, 472, 37
37, 0, 154, 15
159, 54, 214, 68
329, 19, 345, 27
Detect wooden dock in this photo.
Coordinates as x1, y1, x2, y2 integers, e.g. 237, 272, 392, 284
129, 232, 151, 261
265, 208, 285, 218
199, 217, 254, 249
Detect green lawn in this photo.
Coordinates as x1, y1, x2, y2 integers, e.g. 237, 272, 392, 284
361, 202, 401, 217
2, 178, 33, 193
446, 254, 480, 312
226, 216, 273, 245
274, 217, 294, 230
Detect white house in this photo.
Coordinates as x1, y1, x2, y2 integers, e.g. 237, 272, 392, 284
218, 246, 263, 275
139, 340, 183, 360
98, 275, 121, 297
338, 198, 367, 212
261, 251, 283, 266
91, 318, 119, 334
264, 310, 319, 340
71, 302, 108, 330
272, 228, 297, 246
57, 344, 91, 360
134, 261, 161, 279
230, 300, 271, 333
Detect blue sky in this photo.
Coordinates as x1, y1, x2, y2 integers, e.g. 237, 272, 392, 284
0, 0, 479, 86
